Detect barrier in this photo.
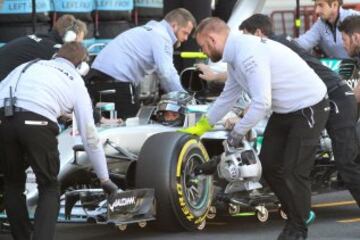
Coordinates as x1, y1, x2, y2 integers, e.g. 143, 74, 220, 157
0, 0, 51, 23
89, 20, 131, 55
134, 0, 163, 25
95, 0, 133, 21
52, 0, 95, 22
95, 20, 131, 38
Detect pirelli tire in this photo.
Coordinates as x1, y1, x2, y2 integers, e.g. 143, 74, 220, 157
135, 132, 213, 231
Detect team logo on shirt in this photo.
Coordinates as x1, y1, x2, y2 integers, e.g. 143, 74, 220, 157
40, 62, 75, 81
242, 56, 258, 75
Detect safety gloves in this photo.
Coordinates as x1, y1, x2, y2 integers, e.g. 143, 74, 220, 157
180, 115, 245, 148
101, 179, 119, 195
226, 129, 244, 148
178, 115, 213, 136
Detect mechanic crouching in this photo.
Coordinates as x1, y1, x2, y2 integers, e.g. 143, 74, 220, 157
0, 42, 118, 240
181, 18, 329, 240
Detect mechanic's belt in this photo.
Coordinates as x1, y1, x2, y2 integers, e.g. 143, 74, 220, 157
88, 78, 115, 84
328, 81, 347, 94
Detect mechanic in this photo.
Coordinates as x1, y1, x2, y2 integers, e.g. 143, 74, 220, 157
239, 13, 360, 208
86, 8, 196, 120
155, 91, 193, 127
295, 0, 359, 58
0, 42, 118, 240
0, 14, 87, 81
339, 15, 360, 102
181, 17, 329, 240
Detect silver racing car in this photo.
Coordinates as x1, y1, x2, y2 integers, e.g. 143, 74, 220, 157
0, 65, 356, 232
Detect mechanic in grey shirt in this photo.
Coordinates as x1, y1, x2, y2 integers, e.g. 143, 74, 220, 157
296, 0, 359, 58
0, 42, 117, 240
86, 8, 196, 119
184, 18, 329, 240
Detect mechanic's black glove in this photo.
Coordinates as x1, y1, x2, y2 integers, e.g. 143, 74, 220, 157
194, 156, 221, 175
101, 179, 118, 195
227, 130, 244, 149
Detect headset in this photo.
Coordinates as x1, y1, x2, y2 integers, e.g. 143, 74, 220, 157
63, 20, 78, 43
76, 61, 90, 76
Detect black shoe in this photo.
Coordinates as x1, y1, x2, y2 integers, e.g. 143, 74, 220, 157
194, 156, 220, 175
277, 223, 306, 240
277, 231, 305, 240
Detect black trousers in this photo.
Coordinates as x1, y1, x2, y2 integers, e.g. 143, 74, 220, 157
0, 110, 60, 240
259, 98, 329, 236
327, 85, 360, 206
85, 69, 140, 120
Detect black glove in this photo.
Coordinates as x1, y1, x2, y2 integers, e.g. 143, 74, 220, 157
101, 179, 118, 195
194, 156, 221, 175
227, 130, 244, 148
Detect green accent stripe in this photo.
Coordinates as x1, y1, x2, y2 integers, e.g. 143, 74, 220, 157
232, 212, 256, 217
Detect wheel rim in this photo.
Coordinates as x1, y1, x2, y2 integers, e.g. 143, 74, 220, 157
182, 152, 211, 211
175, 138, 213, 228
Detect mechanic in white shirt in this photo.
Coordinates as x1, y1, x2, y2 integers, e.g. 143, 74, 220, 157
86, 8, 196, 120
0, 42, 117, 240
296, 0, 359, 58
181, 18, 329, 240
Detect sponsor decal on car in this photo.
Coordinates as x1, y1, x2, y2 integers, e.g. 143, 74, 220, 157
108, 196, 136, 212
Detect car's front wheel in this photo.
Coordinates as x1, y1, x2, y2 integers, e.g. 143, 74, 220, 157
135, 132, 213, 231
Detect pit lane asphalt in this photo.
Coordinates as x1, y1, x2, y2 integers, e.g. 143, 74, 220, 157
1, 191, 359, 240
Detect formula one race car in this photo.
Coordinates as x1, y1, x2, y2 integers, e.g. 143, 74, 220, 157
0, 63, 358, 232
0, 67, 269, 232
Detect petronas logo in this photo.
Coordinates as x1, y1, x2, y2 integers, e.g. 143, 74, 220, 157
320, 58, 341, 73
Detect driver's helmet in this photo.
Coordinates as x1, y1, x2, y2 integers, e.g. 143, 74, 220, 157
156, 91, 193, 127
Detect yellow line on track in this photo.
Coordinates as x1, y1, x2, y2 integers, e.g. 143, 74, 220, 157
337, 218, 360, 223
312, 200, 356, 208
311, 200, 359, 223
